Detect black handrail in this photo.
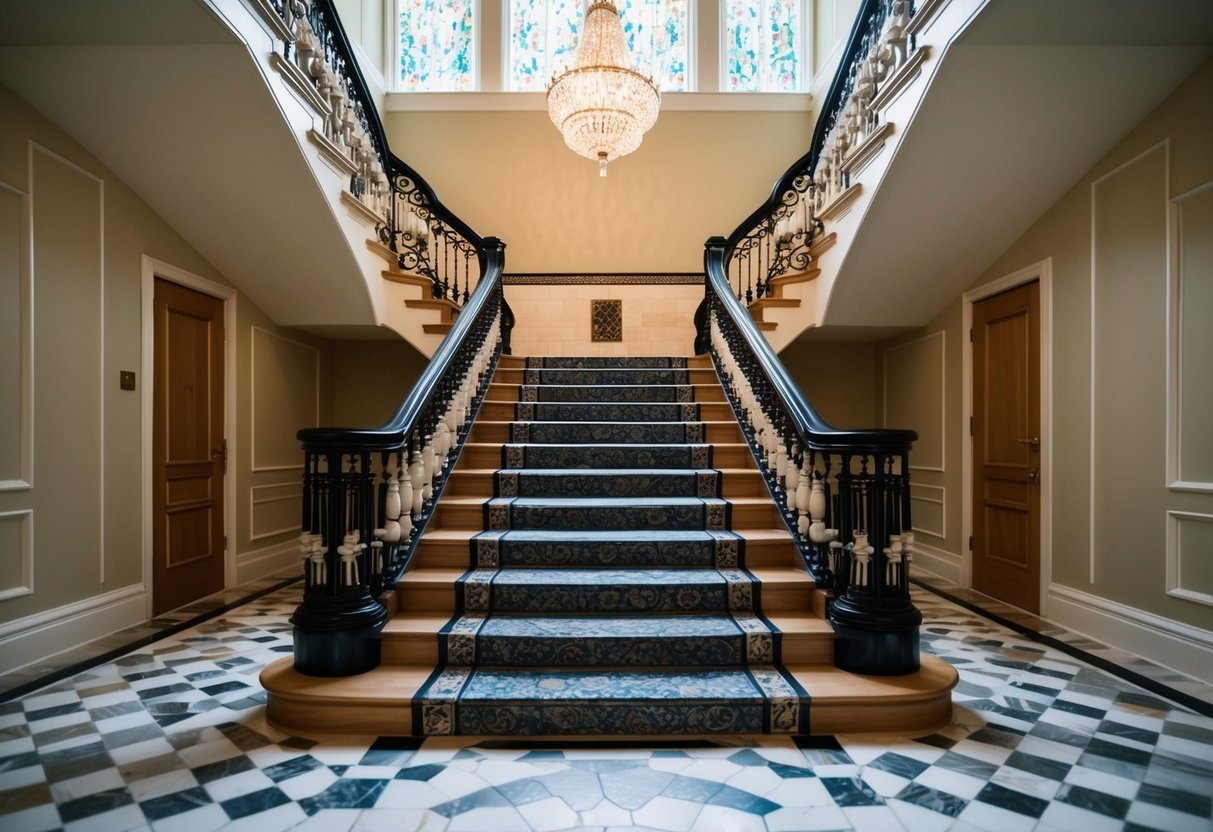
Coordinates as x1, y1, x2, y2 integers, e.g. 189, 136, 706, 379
298, 240, 504, 451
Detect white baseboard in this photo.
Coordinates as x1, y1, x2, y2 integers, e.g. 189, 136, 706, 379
236, 539, 299, 585
1048, 583, 1213, 686
0, 584, 146, 676
911, 541, 962, 584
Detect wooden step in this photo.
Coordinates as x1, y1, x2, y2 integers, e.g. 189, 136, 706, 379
405, 297, 461, 322
769, 269, 820, 291
465, 420, 744, 445
483, 382, 728, 403
261, 654, 959, 738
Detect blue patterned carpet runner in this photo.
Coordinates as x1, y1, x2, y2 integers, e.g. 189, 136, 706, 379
414, 357, 811, 735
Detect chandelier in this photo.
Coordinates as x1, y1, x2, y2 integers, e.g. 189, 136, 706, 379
546, 0, 661, 176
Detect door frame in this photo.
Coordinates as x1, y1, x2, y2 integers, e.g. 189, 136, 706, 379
140, 256, 237, 618
961, 258, 1053, 615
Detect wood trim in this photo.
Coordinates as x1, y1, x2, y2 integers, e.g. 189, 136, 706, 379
819, 185, 861, 222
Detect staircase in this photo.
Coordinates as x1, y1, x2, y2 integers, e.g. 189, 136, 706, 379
262, 354, 957, 736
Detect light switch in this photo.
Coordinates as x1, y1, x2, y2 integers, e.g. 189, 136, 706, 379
120, 371, 136, 391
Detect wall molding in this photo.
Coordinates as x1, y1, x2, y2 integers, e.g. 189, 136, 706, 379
909, 483, 946, 539
962, 258, 1053, 607
236, 539, 298, 585
1048, 582, 1213, 686
0, 583, 145, 676
1090, 140, 1169, 585
1166, 510, 1213, 608
0, 509, 33, 602
911, 540, 962, 585
0, 179, 32, 493
883, 329, 945, 472
31, 142, 105, 583
250, 326, 320, 473
141, 256, 238, 608
1167, 178, 1213, 493
249, 481, 303, 542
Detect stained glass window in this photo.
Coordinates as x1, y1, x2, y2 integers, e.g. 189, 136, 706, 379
509, 0, 689, 92
725, 0, 804, 92
398, 0, 476, 91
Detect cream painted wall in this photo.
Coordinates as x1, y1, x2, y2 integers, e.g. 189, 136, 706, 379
813, 0, 862, 81
0, 85, 332, 632
879, 299, 964, 562
778, 339, 881, 429
331, 339, 429, 427
884, 58, 1213, 633
334, 0, 386, 76
385, 109, 811, 273
505, 282, 704, 357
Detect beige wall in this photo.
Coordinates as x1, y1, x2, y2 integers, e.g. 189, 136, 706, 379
506, 282, 704, 357
813, 0, 862, 81
0, 85, 332, 644
385, 109, 811, 274
884, 59, 1213, 634
331, 339, 429, 427
779, 338, 881, 429
334, 0, 386, 77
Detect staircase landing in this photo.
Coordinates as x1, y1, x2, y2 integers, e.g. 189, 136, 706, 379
262, 355, 956, 737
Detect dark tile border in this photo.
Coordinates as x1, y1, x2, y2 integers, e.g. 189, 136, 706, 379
911, 577, 1213, 718
0, 576, 303, 703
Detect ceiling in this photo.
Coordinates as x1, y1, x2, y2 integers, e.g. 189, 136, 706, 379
818, 0, 1213, 329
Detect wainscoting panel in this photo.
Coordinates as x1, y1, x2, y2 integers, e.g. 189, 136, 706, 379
1173, 183, 1213, 489
0, 183, 29, 490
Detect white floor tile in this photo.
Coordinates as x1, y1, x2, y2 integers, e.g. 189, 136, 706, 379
287, 808, 361, 832
352, 808, 449, 832
843, 805, 909, 832
374, 779, 451, 810
447, 806, 530, 831
276, 767, 339, 801
887, 798, 958, 832
0, 802, 61, 832
579, 798, 632, 827
630, 795, 702, 832
201, 769, 275, 802
150, 803, 229, 832
690, 803, 765, 832
518, 796, 580, 832
764, 804, 849, 831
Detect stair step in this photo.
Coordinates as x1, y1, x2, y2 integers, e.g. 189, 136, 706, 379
484, 496, 731, 532
469, 568, 747, 614
507, 421, 710, 444
522, 368, 693, 385
419, 667, 808, 735
496, 443, 715, 469
469, 529, 739, 568
526, 356, 689, 369
466, 614, 754, 666
492, 469, 721, 499
514, 384, 699, 403
443, 467, 769, 499
513, 402, 702, 422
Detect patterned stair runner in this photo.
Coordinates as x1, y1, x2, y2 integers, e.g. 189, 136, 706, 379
412, 356, 811, 735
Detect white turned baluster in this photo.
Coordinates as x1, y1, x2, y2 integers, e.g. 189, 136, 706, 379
338, 532, 358, 586
409, 449, 424, 516
385, 472, 401, 521
436, 421, 452, 467
886, 534, 903, 585
422, 435, 435, 502
398, 475, 413, 541
795, 464, 811, 539
775, 439, 788, 506
852, 532, 872, 588
371, 531, 385, 575
902, 531, 914, 570
299, 533, 314, 577
807, 473, 826, 543
785, 444, 800, 511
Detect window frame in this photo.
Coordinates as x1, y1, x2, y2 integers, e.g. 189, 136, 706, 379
393, 0, 482, 93
719, 0, 810, 94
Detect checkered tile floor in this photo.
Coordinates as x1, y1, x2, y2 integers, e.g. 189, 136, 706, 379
1, 586, 1211, 831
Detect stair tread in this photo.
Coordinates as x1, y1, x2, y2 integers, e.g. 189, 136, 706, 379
454, 667, 781, 702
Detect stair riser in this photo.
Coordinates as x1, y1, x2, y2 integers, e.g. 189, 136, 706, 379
476, 423, 739, 444
493, 472, 719, 499
469, 634, 746, 667
489, 539, 723, 568
486, 383, 720, 404
452, 701, 769, 735
526, 357, 689, 369
477, 401, 735, 421
495, 369, 718, 386
474, 582, 734, 614
496, 444, 715, 469
488, 503, 729, 532
434, 500, 777, 531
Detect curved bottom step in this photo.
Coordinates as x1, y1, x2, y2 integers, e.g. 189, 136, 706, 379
261, 655, 958, 738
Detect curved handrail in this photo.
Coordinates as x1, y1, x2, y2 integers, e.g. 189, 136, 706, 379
311, 0, 483, 249
298, 239, 504, 451
704, 241, 914, 453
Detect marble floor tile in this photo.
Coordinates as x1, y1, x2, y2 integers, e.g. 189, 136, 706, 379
0, 580, 1210, 831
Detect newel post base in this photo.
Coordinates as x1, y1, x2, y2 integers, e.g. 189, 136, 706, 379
290, 591, 389, 677
828, 594, 922, 676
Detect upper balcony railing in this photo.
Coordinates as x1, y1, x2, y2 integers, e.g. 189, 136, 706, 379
723, 0, 918, 304
272, 0, 484, 304
701, 0, 926, 676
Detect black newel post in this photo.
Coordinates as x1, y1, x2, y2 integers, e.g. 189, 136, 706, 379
291, 448, 389, 676
827, 447, 921, 675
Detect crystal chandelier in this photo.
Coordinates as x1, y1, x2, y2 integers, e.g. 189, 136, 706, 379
546, 1, 661, 176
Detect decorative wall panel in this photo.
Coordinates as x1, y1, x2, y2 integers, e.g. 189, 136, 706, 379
591, 299, 623, 342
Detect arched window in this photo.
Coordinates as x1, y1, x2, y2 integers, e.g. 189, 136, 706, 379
398, 0, 476, 91
508, 0, 690, 92
724, 0, 804, 92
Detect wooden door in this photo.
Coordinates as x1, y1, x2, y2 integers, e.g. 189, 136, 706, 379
153, 279, 226, 615
972, 281, 1040, 612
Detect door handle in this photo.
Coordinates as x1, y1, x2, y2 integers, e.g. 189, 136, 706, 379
1027, 467, 1040, 484
212, 439, 228, 473
1016, 437, 1040, 453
